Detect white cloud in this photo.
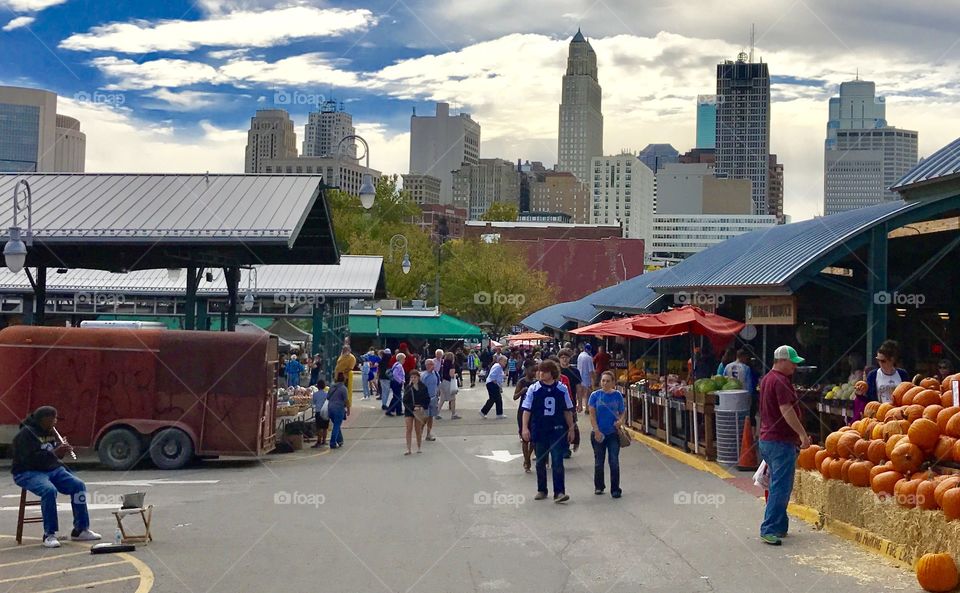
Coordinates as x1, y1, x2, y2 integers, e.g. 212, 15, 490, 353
220, 53, 365, 88
143, 89, 226, 112
60, 6, 375, 53
0, 0, 64, 10
2, 15, 34, 30
92, 57, 226, 90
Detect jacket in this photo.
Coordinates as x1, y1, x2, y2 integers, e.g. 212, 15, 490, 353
11, 415, 63, 475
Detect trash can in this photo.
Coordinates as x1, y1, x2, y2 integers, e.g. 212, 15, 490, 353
714, 390, 750, 465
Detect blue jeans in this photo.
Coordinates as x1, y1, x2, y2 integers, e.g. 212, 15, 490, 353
759, 440, 798, 537
287, 373, 300, 388
361, 370, 370, 397
591, 431, 621, 493
329, 408, 345, 448
535, 433, 568, 495
387, 380, 404, 415
14, 466, 90, 536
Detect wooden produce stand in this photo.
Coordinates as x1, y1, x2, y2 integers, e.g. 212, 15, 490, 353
635, 386, 717, 461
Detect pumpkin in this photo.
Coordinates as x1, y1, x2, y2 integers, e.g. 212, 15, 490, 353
938, 407, 960, 433
840, 458, 856, 482
954, 439, 960, 463
837, 431, 861, 459
906, 404, 926, 423
943, 392, 956, 408
916, 552, 959, 592
909, 418, 941, 452
947, 413, 960, 438
864, 400, 881, 419
798, 445, 820, 471
893, 381, 915, 402
828, 457, 844, 480
884, 421, 907, 442
942, 374, 960, 392
935, 476, 960, 507
944, 487, 960, 521
918, 478, 940, 511
886, 406, 905, 421
925, 405, 945, 423
848, 460, 873, 487
933, 436, 957, 463
876, 403, 894, 424
916, 390, 943, 408
886, 433, 908, 458
871, 470, 904, 498
870, 461, 893, 481
853, 437, 870, 460
921, 377, 942, 390
902, 386, 925, 406
872, 421, 886, 440
825, 432, 842, 456
815, 448, 831, 471
867, 439, 887, 465
819, 455, 834, 478
890, 441, 924, 474
896, 478, 922, 508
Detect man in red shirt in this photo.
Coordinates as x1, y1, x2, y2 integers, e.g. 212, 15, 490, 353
758, 345, 812, 546
593, 345, 611, 378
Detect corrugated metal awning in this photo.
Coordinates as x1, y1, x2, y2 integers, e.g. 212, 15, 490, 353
893, 136, 960, 192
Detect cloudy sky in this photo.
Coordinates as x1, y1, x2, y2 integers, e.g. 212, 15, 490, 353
2, 0, 959, 220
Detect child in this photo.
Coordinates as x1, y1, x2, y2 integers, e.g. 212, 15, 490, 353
312, 380, 330, 448
521, 359, 576, 503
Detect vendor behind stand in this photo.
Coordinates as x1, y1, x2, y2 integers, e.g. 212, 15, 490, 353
853, 339, 910, 420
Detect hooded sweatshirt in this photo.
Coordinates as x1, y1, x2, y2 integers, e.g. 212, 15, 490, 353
11, 411, 63, 475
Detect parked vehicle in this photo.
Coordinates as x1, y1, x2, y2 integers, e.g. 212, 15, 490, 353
0, 326, 277, 470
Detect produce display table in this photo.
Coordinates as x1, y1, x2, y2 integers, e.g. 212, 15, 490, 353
275, 407, 313, 435
639, 391, 717, 461
814, 399, 852, 444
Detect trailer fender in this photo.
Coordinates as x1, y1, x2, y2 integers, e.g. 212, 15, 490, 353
96, 419, 199, 450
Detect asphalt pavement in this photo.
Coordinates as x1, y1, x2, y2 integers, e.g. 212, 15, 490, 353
2, 381, 914, 593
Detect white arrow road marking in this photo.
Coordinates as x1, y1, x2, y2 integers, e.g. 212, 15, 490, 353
82, 479, 220, 487
475, 450, 523, 462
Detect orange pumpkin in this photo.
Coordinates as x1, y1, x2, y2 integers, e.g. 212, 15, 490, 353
837, 431, 861, 459
886, 406, 905, 421
853, 437, 870, 459
824, 432, 842, 456
893, 381, 915, 402
916, 552, 959, 593
954, 439, 960, 463
933, 436, 957, 463
935, 476, 960, 507
918, 477, 940, 511
944, 487, 960, 521
906, 404, 926, 423
943, 392, 956, 408
876, 403, 894, 424
942, 374, 960, 392
828, 458, 844, 480
886, 433, 908, 458
871, 421, 886, 440
870, 461, 893, 481
867, 439, 887, 465
896, 478, 922, 508
909, 418, 941, 452
890, 440, 924, 474
902, 386, 925, 406
815, 448, 831, 471
921, 377, 941, 390
871, 470, 904, 498
938, 406, 960, 433
947, 413, 960, 438
848, 460, 873, 487
925, 405, 945, 422
916, 390, 943, 408
819, 455, 834, 478
797, 444, 820, 471
864, 400, 881, 419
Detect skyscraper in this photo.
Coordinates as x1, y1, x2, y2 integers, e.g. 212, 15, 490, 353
244, 109, 297, 173
823, 80, 918, 215
696, 95, 717, 149
452, 158, 521, 220
637, 144, 679, 174
590, 154, 655, 242
409, 102, 481, 205
302, 100, 356, 159
558, 29, 603, 184
715, 53, 771, 215
0, 86, 85, 172
768, 154, 785, 224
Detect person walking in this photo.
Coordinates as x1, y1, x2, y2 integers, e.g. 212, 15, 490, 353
482, 355, 507, 418
285, 354, 305, 388
308, 354, 322, 387
11, 406, 101, 548
360, 354, 371, 400
403, 370, 430, 454
455, 348, 465, 388
327, 374, 350, 449
335, 346, 357, 405
507, 354, 519, 387
312, 380, 330, 448
437, 352, 461, 420
379, 348, 393, 408
521, 360, 576, 503
367, 348, 380, 399
422, 359, 441, 441
593, 345, 611, 379
513, 363, 539, 472
386, 353, 406, 416
758, 345, 812, 545
467, 349, 481, 387
576, 344, 596, 412
589, 371, 625, 498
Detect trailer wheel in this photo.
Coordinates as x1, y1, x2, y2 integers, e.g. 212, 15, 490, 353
148, 428, 194, 470
98, 428, 144, 471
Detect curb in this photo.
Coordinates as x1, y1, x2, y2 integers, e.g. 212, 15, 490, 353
624, 427, 914, 569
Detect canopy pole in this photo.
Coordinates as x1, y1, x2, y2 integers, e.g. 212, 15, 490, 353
866, 224, 889, 359
224, 267, 239, 332
185, 267, 199, 330
33, 267, 46, 326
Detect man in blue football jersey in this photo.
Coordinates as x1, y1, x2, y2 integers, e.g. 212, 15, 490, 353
521, 359, 576, 503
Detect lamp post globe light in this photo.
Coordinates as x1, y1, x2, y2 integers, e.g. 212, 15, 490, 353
337, 134, 376, 210
4, 179, 33, 274
375, 306, 382, 340
241, 267, 258, 312
401, 252, 411, 275
389, 234, 411, 275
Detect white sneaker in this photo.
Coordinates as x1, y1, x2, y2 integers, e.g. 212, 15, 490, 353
71, 529, 101, 541
495, 414, 507, 419
479, 412, 488, 419
43, 535, 61, 548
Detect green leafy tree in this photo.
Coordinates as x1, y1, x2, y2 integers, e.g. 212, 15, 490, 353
480, 202, 519, 222
439, 238, 555, 334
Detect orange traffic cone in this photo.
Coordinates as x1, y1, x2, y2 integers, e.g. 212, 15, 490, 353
736, 416, 759, 471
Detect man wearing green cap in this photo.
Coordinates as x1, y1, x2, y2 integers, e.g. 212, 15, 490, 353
758, 345, 812, 546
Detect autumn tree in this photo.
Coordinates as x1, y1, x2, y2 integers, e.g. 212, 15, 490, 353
480, 201, 519, 222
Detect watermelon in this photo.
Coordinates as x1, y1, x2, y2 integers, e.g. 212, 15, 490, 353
722, 379, 742, 390
695, 378, 718, 394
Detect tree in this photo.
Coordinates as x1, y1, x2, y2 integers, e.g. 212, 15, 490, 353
480, 202, 518, 222
326, 175, 435, 300
439, 238, 555, 334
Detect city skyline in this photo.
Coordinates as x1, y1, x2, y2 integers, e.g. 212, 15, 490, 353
1, 1, 958, 221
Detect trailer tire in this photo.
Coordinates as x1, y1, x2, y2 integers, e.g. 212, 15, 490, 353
149, 428, 194, 470
98, 428, 144, 471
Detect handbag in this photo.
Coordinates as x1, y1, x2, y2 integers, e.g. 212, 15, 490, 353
617, 426, 631, 447
412, 406, 427, 423
448, 379, 459, 396
318, 400, 329, 421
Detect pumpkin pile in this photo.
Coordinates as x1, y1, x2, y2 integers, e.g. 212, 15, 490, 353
797, 374, 960, 521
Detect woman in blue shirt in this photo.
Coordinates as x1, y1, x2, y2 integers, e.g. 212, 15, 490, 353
588, 371, 626, 498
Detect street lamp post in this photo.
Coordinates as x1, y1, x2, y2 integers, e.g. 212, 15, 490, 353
389, 234, 411, 275
242, 267, 258, 312
4, 179, 33, 273
375, 306, 382, 345
337, 134, 376, 209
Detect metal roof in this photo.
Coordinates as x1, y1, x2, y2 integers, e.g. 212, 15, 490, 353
0, 255, 385, 298
520, 301, 576, 332
648, 199, 920, 293
0, 173, 339, 269
587, 268, 671, 314
892, 136, 960, 192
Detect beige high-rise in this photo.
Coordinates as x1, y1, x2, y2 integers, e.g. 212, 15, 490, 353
529, 171, 590, 223
0, 86, 85, 172
558, 29, 603, 184
244, 109, 298, 173
452, 158, 520, 220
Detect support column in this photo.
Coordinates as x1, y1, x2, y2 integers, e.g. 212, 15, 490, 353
185, 267, 199, 330
866, 224, 889, 360
196, 297, 209, 331
312, 302, 325, 356
224, 267, 239, 332
34, 267, 47, 326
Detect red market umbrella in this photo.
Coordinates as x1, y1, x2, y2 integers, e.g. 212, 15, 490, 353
571, 316, 661, 339
504, 332, 551, 343
628, 306, 744, 352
